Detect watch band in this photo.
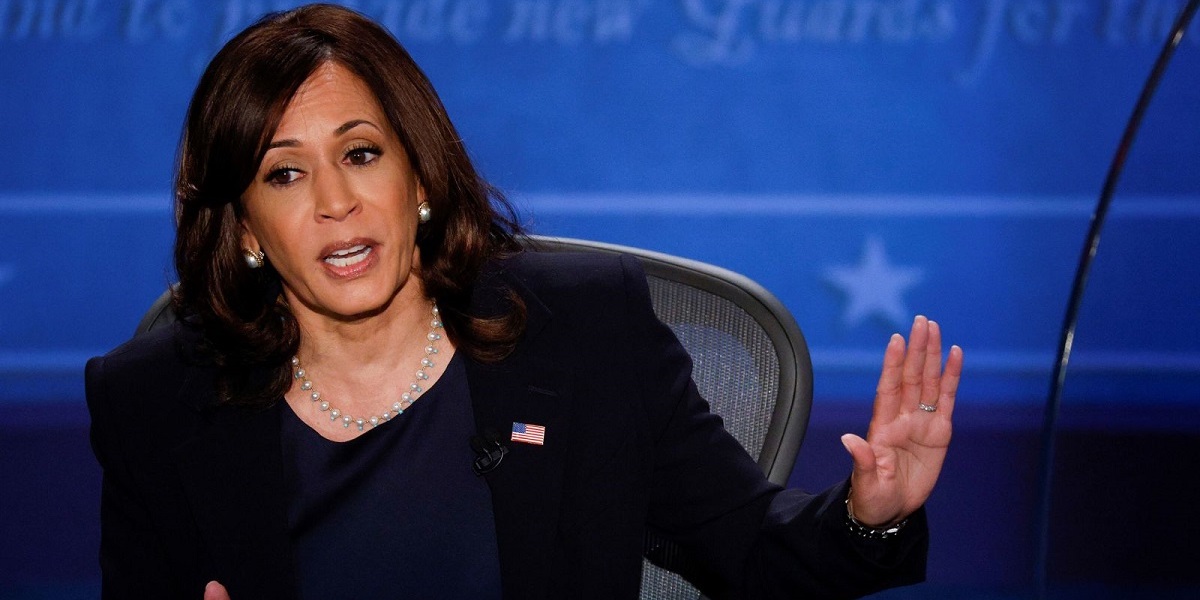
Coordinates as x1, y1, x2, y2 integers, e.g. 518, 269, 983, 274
844, 487, 908, 540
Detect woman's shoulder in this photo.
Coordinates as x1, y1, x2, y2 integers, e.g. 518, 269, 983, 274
475, 248, 660, 345
85, 322, 215, 414
483, 247, 645, 301
89, 321, 201, 373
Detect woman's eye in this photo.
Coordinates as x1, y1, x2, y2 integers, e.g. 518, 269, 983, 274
265, 168, 302, 186
345, 146, 381, 166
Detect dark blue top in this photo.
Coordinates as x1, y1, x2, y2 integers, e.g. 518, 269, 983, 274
280, 353, 502, 600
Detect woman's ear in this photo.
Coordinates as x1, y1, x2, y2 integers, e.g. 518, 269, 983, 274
240, 219, 261, 254
235, 218, 261, 255
239, 220, 267, 270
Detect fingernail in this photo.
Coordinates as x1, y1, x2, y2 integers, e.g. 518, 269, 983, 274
840, 434, 853, 452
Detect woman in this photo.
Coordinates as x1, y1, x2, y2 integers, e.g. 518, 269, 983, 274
87, 4, 962, 599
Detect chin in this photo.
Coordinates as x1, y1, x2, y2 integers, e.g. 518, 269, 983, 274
329, 285, 406, 320
319, 301, 389, 322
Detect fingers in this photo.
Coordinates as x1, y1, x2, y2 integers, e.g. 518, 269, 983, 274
872, 333, 906, 424
874, 316, 960, 425
920, 320, 943, 409
900, 316, 929, 413
937, 344, 963, 419
205, 581, 231, 600
840, 433, 877, 478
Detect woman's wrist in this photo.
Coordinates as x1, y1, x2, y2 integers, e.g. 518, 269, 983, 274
844, 487, 908, 540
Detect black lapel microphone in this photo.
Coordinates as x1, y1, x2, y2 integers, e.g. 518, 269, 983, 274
470, 432, 508, 476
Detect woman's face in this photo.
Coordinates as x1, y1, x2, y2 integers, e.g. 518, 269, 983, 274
240, 62, 425, 322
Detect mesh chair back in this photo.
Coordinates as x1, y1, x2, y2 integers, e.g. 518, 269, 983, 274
527, 236, 812, 600
133, 236, 813, 600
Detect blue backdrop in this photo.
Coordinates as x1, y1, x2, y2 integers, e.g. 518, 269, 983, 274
2, 0, 1198, 407
1, 1, 1199, 595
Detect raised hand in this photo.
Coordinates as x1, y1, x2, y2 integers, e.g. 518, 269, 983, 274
839, 315, 962, 527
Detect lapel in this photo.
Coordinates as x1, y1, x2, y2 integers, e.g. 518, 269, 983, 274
465, 262, 575, 599
170, 352, 296, 599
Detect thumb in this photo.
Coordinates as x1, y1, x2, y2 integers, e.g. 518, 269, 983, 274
841, 433, 876, 477
204, 581, 230, 600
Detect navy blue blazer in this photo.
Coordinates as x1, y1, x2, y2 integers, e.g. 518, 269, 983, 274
87, 251, 927, 599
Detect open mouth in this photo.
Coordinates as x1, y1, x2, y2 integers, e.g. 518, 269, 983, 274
324, 244, 372, 268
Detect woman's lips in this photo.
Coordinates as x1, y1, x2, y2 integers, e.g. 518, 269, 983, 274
318, 239, 379, 278
324, 244, 371, 267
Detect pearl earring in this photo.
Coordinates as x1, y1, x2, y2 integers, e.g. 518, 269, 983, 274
244, 249, 265, 269
417, 201, 431, 224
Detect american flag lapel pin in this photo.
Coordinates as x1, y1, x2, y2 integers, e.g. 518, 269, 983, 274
511, 421, 546, 446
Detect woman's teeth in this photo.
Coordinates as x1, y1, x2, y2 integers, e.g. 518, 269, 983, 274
325, 245, 371, 267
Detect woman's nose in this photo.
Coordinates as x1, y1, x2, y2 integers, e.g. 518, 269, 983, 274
314, 172, 361, 221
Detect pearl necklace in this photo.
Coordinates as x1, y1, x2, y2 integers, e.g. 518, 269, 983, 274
290, 304, 443, 432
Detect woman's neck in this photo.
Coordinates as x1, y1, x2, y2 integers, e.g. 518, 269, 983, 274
292, 282, 434, 376
281, 278, 455, 439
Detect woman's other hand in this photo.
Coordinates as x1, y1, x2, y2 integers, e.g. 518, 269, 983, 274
204, 581, 230, 600
840, 315, 963, 527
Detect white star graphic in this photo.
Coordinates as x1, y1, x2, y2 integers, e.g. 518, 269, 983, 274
824, 237, 924, 328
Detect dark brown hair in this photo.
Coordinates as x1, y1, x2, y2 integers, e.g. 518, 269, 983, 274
173, 3, 524, 406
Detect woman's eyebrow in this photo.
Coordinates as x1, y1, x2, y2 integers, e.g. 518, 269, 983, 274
267, 138, 299, 150
266, 120, 381, 150
335, 119, 380, 135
